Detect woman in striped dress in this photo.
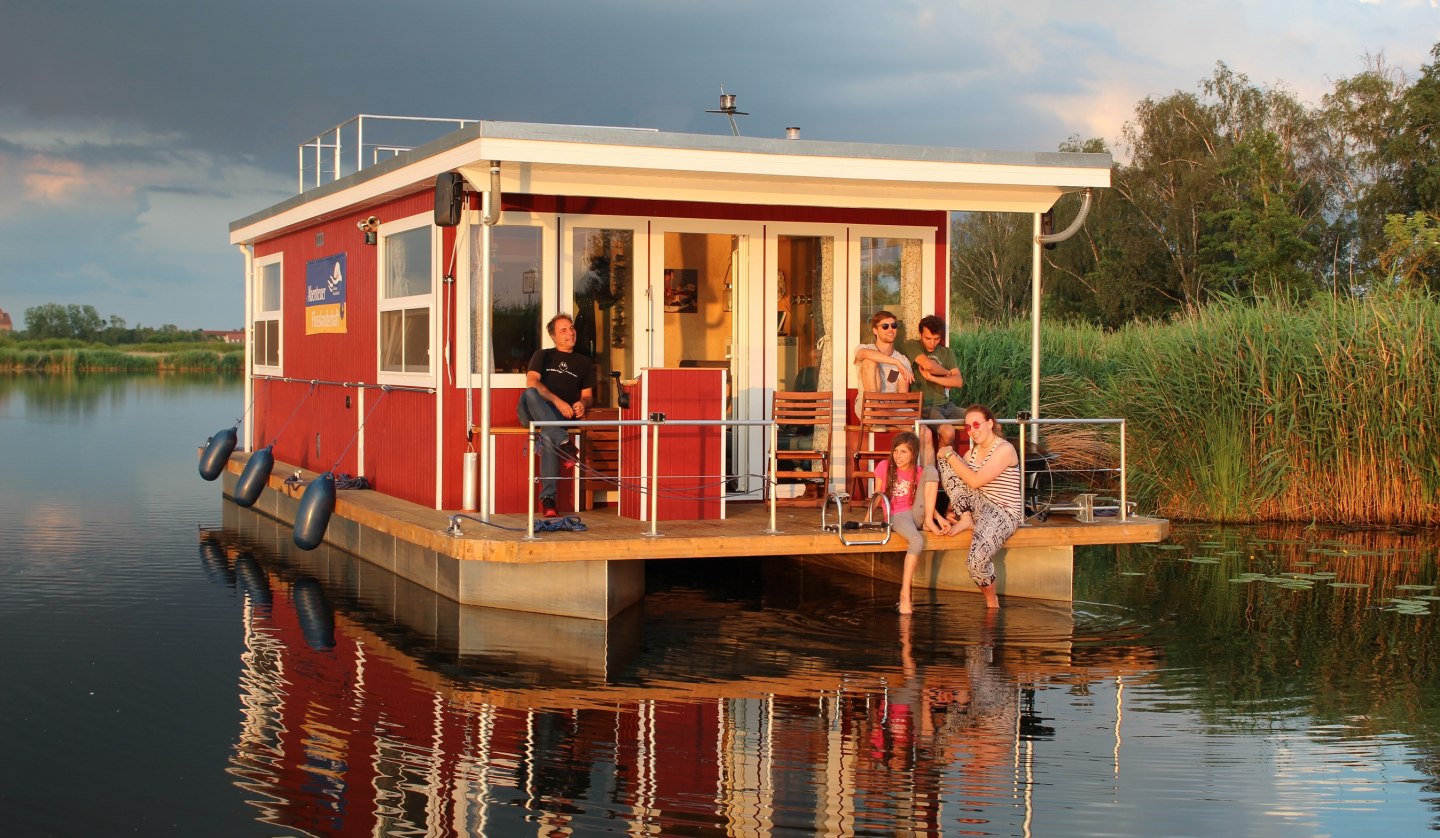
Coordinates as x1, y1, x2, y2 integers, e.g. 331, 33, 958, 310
935, 405, 1024, 608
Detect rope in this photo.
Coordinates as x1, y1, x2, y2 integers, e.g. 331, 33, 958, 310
263, 380, 317, 447
327, 387, 388, 473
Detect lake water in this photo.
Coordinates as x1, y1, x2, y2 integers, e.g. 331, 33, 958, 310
2, 374, 1439, 836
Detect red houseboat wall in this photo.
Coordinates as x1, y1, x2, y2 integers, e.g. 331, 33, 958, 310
253, 191, 445, 507
257, 185, 947, 513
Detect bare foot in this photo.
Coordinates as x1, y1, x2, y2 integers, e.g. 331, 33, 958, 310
897, 600, 914, 615
979, 584, 1000, 609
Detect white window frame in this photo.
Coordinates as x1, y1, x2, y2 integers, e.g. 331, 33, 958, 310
458, 210, 559, 390
844, 224, 937, 393
376, 213, 439, 387
252, 252, 284, 375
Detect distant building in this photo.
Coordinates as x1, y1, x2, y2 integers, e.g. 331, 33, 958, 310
0, 307, 13, 332
203, 329, 245, 344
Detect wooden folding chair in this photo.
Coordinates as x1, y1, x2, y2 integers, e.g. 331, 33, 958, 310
578, 407, 621, 511
849, 391, 922, 505
771, 391, 833, 507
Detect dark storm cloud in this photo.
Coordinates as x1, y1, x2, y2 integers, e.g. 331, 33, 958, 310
2, 0, 1436, 330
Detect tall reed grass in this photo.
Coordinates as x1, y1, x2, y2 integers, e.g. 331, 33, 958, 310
953, 292, 1440, 525
0, 347, 240, 373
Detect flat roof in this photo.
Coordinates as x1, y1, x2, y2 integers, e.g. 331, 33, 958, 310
232, 120, 1111, 244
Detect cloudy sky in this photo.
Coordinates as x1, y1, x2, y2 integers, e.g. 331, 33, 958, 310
2, 0, 1437, 330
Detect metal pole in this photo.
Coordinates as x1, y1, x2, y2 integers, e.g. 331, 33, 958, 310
1030, 213, 1042, 434
1018, 415, 1028, 523
479, 190, 493, 521
646, 420, 662, 537
1120, 419, 1128, 521
523, 422, 537, 540
766, 421, 779, 534
356, 115, 364, 179
333, 125, 341, 184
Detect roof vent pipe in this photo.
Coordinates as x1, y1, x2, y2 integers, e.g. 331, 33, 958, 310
785, 127, 801, 140
481, 161, 501, 226
1036, 188, 1093, 245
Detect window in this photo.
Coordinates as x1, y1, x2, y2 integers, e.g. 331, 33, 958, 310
378, 217, 436, 381
474, 225, 544, 375
253, 253, 282, 372
859, 236, 923, 343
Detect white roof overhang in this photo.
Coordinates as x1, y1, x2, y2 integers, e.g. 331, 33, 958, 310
231, 121, 1111, 245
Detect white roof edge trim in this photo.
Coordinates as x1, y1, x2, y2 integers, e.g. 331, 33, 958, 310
232, 132, 1110, 244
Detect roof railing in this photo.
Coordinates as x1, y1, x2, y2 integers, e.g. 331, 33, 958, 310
297, 114, 475, 193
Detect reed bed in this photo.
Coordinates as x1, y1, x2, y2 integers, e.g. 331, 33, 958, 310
0, 347, 241, 373
953, 292, 1440, 525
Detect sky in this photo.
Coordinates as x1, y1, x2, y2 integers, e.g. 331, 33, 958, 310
1, 0, 1438, 331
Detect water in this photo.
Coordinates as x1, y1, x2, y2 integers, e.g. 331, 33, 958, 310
2, 374, 1439, 836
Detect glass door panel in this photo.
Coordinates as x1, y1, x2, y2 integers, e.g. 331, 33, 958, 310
858, 237, 923, 346
571, 228, 634, 409
662, 231, 736, 379
474, 225, 543, 375
776, 235, 833, 393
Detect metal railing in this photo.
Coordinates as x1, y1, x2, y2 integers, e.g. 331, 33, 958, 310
1003, 416, 1128, 523
523, 417, 778, 540
297, 114, 474, 192
514, 412, 1131, 538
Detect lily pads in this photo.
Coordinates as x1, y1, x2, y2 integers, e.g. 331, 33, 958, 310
1395, 584, 1435, 592
1328, 582, 1369, 589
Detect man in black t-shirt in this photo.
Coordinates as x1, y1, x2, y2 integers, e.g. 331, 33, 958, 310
517, 313, 596, 517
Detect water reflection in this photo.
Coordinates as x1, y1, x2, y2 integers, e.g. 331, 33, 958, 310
202, 505, 1120, 835
3, 371, 236, 421
198, 505, 1440, 835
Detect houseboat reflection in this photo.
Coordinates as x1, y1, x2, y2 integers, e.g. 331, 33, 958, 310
202, 504, 1160, 835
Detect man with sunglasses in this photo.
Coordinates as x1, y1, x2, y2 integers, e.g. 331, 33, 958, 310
903, 314, 965, 451
852, 310, 913, 415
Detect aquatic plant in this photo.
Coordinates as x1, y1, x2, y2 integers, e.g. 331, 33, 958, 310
953, 291, 1440, 524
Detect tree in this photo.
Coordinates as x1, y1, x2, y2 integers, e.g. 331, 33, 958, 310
23, 303, 69, 338
950, 211, 1033, 321
1318, 53, 1408, 284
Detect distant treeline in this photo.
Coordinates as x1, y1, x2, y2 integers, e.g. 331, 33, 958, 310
8, 302, 226, 344
953, 45, 1440, 327
956, 290, 1439, 526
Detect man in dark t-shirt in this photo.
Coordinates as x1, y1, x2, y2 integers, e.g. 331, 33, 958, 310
517, 313, 596, 517
902, 314, 965, 452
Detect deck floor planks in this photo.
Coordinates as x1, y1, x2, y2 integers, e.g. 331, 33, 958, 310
232, 454, 1168, 565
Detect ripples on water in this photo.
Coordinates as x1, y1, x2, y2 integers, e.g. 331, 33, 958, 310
2, 374, 1440, 836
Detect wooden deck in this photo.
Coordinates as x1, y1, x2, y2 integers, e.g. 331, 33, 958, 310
223, 452, 1168, 565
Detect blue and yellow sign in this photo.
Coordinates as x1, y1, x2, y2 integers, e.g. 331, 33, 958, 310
305, 254, 347, 335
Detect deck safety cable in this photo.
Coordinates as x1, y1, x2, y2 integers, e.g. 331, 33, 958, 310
528, 433, 777, 500
260, 380, 317, 448
324, 386, 389, 475
228, 383, 261, 431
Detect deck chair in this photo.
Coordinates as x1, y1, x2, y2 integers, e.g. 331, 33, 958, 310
772, 391, 833, 506
578, 407, 621, 511
849, 391, 922, 505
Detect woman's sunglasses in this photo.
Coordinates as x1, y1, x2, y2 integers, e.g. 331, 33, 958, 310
967, 420, 986, 429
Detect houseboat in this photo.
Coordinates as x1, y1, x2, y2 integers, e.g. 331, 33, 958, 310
222, 114, 1167, 619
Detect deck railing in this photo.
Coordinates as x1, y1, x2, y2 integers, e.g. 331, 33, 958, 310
297, 114, 474, 192
998, 416, 1129, 523
524, 413, 1131, 538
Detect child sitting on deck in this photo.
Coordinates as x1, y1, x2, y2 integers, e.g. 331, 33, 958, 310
872, 431, 947, 614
